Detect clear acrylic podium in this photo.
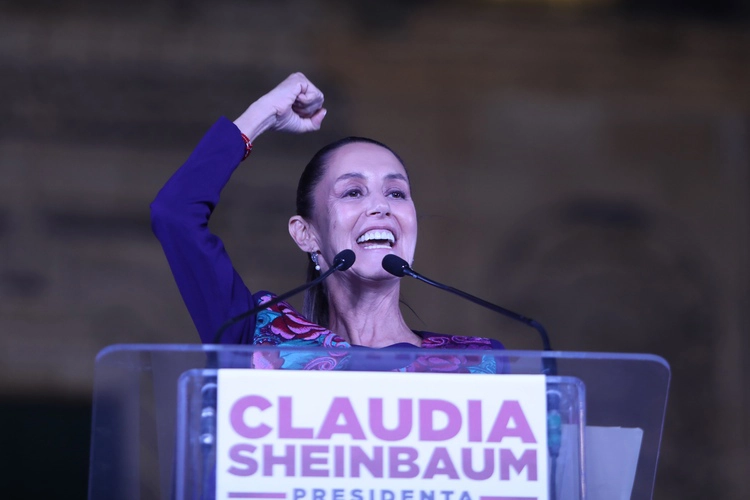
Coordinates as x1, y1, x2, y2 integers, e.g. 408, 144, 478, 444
88, 345, 669, 500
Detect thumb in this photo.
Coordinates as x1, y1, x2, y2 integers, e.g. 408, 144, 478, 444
309, 108, 327, 130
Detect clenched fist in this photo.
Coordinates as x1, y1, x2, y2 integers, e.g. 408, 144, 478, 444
234, 73, 327, 142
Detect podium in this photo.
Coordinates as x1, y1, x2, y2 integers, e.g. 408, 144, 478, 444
88, 345, 669, 500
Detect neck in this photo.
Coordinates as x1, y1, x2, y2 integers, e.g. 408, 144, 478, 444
325, 275, 420, 348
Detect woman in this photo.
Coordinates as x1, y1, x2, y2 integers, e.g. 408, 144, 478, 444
151, 73, 503, 371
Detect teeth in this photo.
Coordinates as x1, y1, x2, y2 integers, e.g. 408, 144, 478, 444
356, 229, 395, 244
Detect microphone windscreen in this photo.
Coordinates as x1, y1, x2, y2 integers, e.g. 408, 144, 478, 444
333, 249, 356, 270
382, 254, 409, 277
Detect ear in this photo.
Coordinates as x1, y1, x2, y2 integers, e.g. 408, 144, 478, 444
288, 215, 319, 253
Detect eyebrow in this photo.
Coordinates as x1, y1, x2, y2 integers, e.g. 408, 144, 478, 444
385, 173, 409, 182
334, 172, 409, 182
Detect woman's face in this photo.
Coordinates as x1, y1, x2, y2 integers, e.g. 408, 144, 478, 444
310, 142, 417, 280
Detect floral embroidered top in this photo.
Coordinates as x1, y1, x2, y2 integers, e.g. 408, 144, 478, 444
250, 292, 504, 373
150, 118, 505, 372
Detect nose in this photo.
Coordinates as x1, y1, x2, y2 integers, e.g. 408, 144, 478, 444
367, 196, 391, 217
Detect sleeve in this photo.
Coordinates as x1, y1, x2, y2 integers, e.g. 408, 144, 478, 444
150, 117, 257, 344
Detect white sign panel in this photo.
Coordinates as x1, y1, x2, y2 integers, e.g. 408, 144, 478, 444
216, 370, 548, 500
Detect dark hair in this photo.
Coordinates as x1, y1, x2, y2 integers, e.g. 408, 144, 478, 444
296, 136, 406, 327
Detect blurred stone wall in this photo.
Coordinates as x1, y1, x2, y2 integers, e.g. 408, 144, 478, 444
0, 0, 748, 498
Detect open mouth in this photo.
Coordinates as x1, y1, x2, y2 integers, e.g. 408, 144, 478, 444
356, 229, 395, 249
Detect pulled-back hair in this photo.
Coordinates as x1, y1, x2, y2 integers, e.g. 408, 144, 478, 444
296, 136, 405, 327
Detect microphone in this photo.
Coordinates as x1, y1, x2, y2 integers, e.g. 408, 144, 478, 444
212, 249, 355, 344
382, 254, 556, 374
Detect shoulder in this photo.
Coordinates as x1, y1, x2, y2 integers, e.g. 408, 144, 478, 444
251, 291, 350, 348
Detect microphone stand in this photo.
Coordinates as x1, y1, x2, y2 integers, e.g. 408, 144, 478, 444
211, 250, 355, 344
383, 255, 562, 500
407, 270, 552, 351
382, 255, 556, 373
199, 250, 355, 498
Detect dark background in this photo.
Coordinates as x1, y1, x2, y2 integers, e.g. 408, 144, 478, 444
0, 0, 748, 498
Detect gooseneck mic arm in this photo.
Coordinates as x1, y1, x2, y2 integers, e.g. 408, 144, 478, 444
382, 254, 556, 374
382, 253, 561, 499
211, 249, 356, 344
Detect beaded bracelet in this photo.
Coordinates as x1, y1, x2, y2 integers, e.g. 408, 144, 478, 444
240, 133, 253, 160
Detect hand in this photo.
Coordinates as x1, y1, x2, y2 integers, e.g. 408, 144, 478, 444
234, 73, 327, 142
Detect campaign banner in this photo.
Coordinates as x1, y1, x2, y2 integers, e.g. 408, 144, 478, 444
216, 370, 548, 500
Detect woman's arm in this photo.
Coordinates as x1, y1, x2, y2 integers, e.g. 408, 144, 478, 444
150, 73, 326, 344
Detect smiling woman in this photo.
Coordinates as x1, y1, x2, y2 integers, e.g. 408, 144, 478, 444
150, 73, 503, 369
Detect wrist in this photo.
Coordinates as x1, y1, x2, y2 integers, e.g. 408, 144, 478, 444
233, 98, 277, 143
239, 132, 253, 160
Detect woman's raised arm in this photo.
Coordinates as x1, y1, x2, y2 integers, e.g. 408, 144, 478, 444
150, 73, 326, 344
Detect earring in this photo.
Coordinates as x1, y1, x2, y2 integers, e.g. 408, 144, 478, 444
311, 252, 321, 271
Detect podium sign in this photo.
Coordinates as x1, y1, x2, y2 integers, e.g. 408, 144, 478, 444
215, 370, 549, 500
89, 345, 669, 500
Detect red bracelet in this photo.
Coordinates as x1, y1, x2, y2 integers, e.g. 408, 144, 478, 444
240, 133, 253, 160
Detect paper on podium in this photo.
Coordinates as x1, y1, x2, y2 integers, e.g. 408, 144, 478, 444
557, 425, 643, 500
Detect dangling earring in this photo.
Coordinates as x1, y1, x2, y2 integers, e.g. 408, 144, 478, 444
311, 252, 321, 271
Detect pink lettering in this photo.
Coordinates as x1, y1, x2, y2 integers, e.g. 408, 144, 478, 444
500, 449, 538, 481
423, 447, 459, 479
487, 400, 536, 443
230, 396, 272, 439
388, 447, 420, 478
279, 397, 314, 439
350, 446, 384, 478
317, 398, 366, 440
301, 445, 329, 477
467, 400, 482, 443
227, 444, 258, 476
419, 400, 461, 441
461, 448, 494, 480
262, 444, 295, 477
334, 445, 345, 477
370, 399, 412, 441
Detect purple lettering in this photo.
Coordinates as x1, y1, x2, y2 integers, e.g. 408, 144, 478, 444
419, 400, 462, 441
318, 397, 366, 440
334, 445, 345, 477
500, 449, 538, 481
279, 397, 314, 439
467, 400, 482, 443
262, 444, 295, 477
487, 401, 537, 443
230, 396, 272, 439
227, 444, 258, 476
301, 445, 329, 477
370, 399, 412, 441
388, 446, 420, 478
461, 448, 493, 480
423, 447, 459, 479
350, 446, 384, 478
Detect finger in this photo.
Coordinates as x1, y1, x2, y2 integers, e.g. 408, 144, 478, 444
289, 108, 326, 133
270, 72, 319, 106
296, 78, 324, 103
295, 91, 324, 110
292, 99, 323, 119
308, 108, 327, 130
